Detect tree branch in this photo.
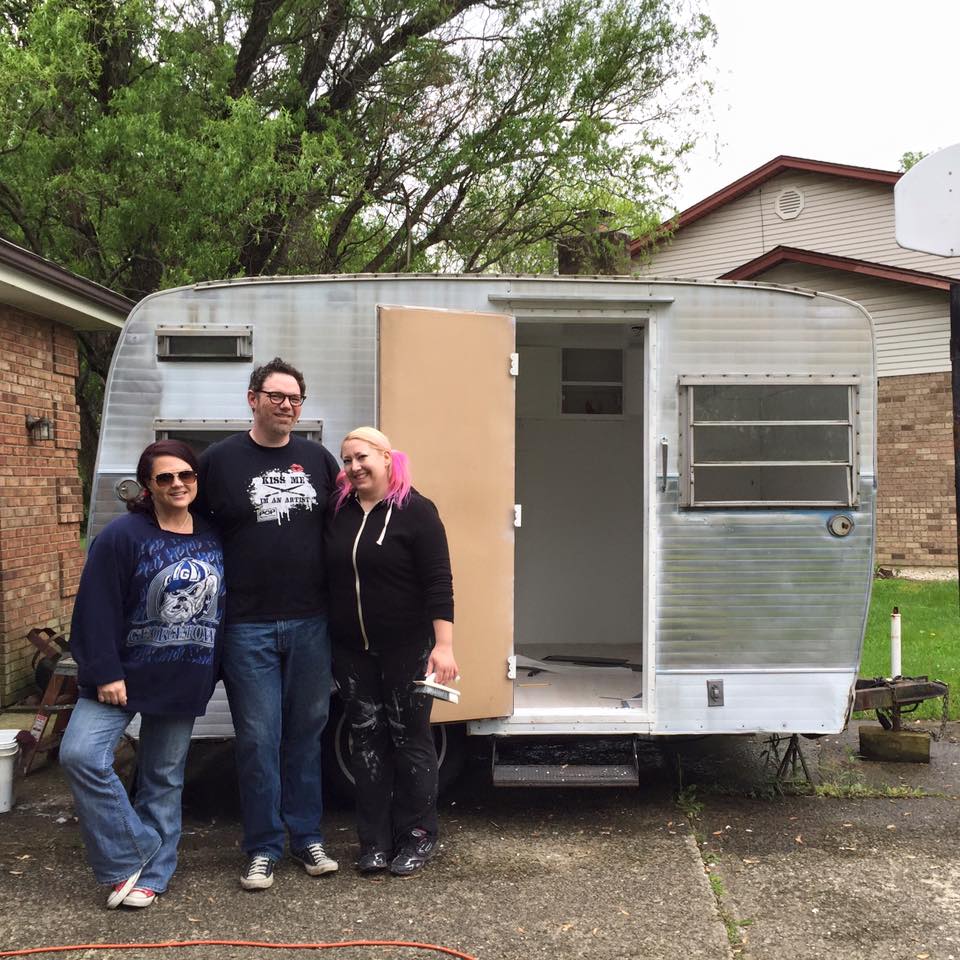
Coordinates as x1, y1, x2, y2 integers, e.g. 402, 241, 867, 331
229, 0, 285, 99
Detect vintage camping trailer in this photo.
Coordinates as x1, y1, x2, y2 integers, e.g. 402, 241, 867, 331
89, 274, 875, 784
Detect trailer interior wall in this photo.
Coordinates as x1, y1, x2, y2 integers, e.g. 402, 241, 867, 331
514, 320, 645, 710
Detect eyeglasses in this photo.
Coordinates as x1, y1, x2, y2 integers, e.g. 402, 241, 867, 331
153, 470, 198, 488
257, 390, 305, 407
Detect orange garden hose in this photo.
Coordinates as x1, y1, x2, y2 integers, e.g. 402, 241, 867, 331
0, 939, 478, 960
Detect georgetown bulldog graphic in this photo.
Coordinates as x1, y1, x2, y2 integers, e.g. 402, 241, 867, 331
127, 557, 221, 649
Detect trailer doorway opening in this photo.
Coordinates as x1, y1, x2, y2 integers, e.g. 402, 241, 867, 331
513, 320, 647, 714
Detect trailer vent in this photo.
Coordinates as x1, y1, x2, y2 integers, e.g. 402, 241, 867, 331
154, 419, 323, 453
774, 187, 805, 221
157, 326, 253, 362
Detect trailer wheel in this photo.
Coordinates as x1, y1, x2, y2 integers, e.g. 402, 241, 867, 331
322, 696, 466, 804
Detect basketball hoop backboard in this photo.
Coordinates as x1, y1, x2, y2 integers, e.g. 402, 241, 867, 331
895, 143, 960, 257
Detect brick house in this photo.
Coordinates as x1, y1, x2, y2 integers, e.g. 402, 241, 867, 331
635, 157, 959, 572
0, 239, 131, 705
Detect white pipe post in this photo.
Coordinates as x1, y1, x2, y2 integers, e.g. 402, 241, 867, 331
890, 606, 902, 679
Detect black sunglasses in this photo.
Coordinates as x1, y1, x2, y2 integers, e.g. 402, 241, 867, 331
153, 470, 198, 488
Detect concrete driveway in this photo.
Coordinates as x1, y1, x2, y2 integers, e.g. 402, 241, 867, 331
0, 721, 957, 960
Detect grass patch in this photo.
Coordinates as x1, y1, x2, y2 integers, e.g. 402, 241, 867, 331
812, 781, 929, 799
860, 579, 958, 719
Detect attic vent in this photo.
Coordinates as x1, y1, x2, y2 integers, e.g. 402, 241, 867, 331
775, 187, 805, 221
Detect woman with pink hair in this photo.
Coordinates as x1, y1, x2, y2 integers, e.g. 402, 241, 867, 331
325, 427, 457, 877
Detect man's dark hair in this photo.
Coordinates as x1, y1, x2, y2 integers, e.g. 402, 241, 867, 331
249, 357, 306, 396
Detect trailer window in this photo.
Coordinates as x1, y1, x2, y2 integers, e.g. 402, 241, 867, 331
679, 380, 858, 507
155, 419, 323, 453
561, 348, 623, 415
157, 326, 253, 361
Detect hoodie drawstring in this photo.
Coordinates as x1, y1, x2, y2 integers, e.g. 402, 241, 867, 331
376, 503, 393, 545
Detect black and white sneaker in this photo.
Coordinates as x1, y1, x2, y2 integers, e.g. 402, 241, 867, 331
292, 843, 339, 876
240, 854, 276, 891
357, 848, 390, 874
390, 829, 438, 877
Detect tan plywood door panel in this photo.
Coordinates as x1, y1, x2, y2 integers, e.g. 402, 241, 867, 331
378, 304, 515, 722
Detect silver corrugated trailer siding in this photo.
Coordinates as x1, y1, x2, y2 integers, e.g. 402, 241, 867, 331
90, 275, 875, 738
650, 282, 874, 734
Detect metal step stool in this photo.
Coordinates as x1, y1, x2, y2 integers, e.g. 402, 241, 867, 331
491, 736, 641, 787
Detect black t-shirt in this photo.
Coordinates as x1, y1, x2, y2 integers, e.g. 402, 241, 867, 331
197, 432, 340, 622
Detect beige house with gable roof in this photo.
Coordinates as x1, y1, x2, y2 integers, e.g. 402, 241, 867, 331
634, 156, 958, 571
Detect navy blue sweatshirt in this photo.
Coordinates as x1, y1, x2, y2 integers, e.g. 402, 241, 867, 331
70, 512, 225, 716
325, 490, 454, 650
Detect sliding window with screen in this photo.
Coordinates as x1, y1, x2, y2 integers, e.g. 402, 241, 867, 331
678, 377, 859, 507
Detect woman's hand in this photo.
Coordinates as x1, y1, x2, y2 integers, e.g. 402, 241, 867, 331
97, 679, 127, 707
427, 619, 458, 686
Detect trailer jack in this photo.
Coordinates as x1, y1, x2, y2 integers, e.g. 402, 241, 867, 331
852, 676, 950, 763
759, 734, 813, 791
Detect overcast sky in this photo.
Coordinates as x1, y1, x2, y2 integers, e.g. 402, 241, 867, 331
669, 0, 960, 212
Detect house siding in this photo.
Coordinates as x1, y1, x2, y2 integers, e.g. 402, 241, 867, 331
0, 306, 85, 705
642, 171, 960, 284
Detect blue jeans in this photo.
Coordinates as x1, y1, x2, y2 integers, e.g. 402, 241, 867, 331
59, 697, 194, 891
222, 615, 332, 859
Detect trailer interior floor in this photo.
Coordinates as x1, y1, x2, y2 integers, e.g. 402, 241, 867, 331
513, 643, 643, 710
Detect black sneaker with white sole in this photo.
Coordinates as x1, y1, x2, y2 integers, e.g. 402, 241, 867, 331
292, 843, 339, 876
357, 848, 390, 873
390, 829, 438, 877
240, 854, 276, 890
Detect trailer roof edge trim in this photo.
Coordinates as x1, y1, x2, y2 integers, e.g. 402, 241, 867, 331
169, 272, 821, 297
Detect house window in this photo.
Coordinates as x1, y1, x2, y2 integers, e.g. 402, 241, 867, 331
156, 326, 253, 361
679, 378, 858, 507
561, 348, 623, 415
154, 419, 323, 453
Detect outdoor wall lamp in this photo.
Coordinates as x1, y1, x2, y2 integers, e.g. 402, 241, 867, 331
25, 415, 53, 441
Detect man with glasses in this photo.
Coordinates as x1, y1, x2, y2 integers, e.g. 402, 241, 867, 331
196, 358, 340, 891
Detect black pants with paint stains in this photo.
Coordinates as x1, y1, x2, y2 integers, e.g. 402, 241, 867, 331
332, 638, 438, 852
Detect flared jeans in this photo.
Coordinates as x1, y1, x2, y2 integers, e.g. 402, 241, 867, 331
59, 697, 194, 891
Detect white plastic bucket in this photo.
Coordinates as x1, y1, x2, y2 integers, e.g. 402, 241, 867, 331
0, 729, 20, 813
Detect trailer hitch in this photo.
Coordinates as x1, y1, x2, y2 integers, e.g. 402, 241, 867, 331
853, 676, 950, 740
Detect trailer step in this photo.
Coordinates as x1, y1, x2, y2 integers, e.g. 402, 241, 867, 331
492, 763, 639, 787
491, 736, 641, 787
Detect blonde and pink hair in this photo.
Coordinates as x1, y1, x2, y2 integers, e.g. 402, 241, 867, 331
335, 426, 412, 511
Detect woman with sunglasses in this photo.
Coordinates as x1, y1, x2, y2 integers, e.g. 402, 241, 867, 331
59, 440, 224, 909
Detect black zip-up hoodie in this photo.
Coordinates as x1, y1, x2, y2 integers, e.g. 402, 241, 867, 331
325, 489, 454, 650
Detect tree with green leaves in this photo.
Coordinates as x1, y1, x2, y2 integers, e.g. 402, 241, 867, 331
900, 151, 927, 172
0, 0, 714, 494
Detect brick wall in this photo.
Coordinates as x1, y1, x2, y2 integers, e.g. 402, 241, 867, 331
876, 371, 957, 568
0, 307, 85, 705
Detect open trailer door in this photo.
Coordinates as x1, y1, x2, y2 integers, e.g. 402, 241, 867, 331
378, 304, 515, 723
